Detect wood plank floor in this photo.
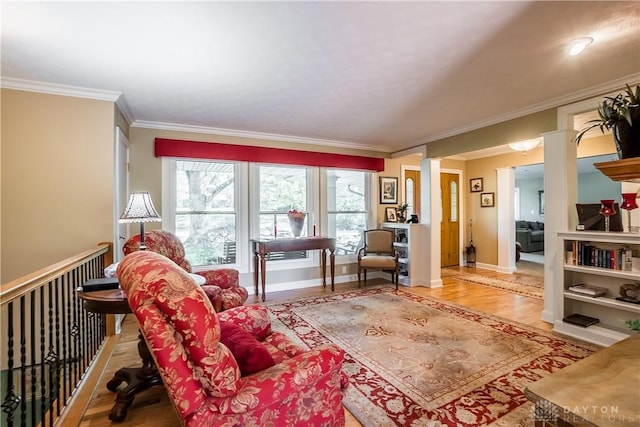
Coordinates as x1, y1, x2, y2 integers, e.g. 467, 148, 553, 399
78, 265, 549, 427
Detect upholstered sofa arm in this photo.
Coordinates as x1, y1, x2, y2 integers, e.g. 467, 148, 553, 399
194, 268, 239, 289
205, 344, 345, 416
217, 305, 272, 340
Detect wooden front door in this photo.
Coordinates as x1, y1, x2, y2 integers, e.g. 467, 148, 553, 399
440, 173, 459, 267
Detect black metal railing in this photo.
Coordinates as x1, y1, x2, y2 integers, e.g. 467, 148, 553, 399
0, 243, 113, 427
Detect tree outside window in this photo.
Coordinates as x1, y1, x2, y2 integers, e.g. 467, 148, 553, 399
175, 160, 236, 266
327, 169, 367, 255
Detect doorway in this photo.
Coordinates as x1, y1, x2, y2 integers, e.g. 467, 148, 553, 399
440, 172, 460, 267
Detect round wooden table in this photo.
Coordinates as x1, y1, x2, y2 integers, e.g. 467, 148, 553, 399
78, 289, 163, 422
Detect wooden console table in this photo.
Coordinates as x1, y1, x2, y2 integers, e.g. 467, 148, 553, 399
251, 237, 336, 301
525, 334, 640, 427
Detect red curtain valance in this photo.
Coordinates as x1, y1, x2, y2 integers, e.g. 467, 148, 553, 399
154, 138, 385, 172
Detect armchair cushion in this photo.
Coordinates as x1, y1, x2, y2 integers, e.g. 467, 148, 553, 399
219, 321, 275, 376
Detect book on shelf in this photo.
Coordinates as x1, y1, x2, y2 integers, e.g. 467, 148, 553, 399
567, 284, 608, 297
562, 313, 600, 327
567, 241, 632, 271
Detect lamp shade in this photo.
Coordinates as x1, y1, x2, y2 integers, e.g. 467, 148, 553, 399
120, 192, 161, 223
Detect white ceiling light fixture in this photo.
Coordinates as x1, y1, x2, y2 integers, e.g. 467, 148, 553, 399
568, 37, 593, 56
508, 138, 541, 155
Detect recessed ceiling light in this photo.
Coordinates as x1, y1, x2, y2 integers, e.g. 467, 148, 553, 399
569, 37, 593, 56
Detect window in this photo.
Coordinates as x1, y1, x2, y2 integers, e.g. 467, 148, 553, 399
163, 158, 374, 271
327, 169, 368, 255
172, 160, 238, 266
258, 165, 310, 261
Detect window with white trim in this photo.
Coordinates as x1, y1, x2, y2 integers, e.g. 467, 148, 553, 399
326, 169, 369, 255
163, 159, 373, 271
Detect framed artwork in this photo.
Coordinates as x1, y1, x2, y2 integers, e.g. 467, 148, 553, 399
470, 178, 483, 193
480, 192, 495, 207
379, 177, 398, 204
539, 190, 545, 214
385, 207, 397, 222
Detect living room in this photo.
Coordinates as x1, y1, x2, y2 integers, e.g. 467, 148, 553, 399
2, 2, 640, 426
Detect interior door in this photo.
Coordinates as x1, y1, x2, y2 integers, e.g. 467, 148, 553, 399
440, 172, 459, 267
115, 127, 130, 261
404, 170, 420, 219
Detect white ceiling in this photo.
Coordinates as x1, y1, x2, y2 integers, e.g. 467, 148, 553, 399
2, 1, 640, 154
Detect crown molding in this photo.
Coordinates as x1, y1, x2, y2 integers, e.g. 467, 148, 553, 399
410, 73, 640, 148
132, 120, 391, 154
0, 77, 121, 102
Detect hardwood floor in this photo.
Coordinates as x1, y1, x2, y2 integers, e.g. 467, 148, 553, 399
78, 267, 549, 427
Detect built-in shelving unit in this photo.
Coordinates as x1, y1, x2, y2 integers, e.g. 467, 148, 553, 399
555, 231, 639, 346
380, 222, 427, 286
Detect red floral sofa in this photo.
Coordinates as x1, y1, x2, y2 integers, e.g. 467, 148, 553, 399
117, 250, 348, 427
123, 230, 248, 311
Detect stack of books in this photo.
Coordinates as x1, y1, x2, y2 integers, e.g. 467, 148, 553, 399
562, 313, 600, 327
567, 284, 608, 297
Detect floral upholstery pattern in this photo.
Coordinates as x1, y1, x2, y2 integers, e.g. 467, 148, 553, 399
117, 251, 347, 427
123, 230, 248, 311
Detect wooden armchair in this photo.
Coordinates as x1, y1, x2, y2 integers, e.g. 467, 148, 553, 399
357, 229, 399, 289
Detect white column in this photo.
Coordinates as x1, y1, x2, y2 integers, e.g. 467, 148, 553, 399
420, 158, 443, 288
496, 167, 516, 274
542, 130, 577, 324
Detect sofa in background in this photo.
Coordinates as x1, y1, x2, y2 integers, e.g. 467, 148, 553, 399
516, 220, 544, 253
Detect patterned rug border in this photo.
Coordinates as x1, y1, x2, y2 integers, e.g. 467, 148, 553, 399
266, 286, 598, 426
443, 272, 544, 300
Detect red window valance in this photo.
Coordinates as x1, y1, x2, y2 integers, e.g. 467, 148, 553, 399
154, 138, 385, 172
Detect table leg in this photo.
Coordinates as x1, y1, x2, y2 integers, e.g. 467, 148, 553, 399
330, 249, 335, 292
321, 249, 327, 288
260, 253, 267, 302
106, 331, 163, 422
253, 248, 259, 296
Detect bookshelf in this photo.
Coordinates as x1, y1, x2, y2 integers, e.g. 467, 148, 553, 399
555, 231, 639, 346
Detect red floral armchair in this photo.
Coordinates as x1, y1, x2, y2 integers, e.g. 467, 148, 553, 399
123, 230, 248, 311
117, 250, 347, 427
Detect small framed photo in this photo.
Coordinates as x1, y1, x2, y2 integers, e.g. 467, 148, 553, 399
480, 192, 495, 207
379, 177, 398, 204
385, 207, 397, 222
470, 178, 483, 193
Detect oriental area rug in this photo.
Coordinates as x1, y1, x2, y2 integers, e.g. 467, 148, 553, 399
442, 269, 544, 299
267, 287, 597, 427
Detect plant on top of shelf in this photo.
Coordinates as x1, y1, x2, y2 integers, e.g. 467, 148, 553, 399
575, 84, 640, 160
396, 203, 409, 223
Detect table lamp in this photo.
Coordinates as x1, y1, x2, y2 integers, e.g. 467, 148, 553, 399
599, 199, 616, 232
620, 192, 639, 232
119, 192, 162, 250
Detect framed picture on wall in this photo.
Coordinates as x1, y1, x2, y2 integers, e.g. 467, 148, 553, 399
470, 178, 483, 193
480, 192, 495, 207
385, 207, 397, 222
539, 190, 545, 214
379, 177, 398, 204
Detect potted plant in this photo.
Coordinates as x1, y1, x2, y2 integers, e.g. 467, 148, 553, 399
575, 84, 640, 159
396, 203, 409, 223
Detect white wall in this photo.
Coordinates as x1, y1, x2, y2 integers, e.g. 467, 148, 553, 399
577, 171, 622, 203
516, 177, 544, 222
